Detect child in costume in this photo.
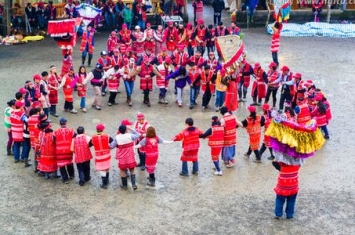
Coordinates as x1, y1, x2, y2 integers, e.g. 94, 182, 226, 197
135, 126, 173, 186
199, 116, 224, 176
172, 118, 202, 176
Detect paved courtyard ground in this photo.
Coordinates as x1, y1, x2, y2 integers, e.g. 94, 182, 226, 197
0, 5, 355, 235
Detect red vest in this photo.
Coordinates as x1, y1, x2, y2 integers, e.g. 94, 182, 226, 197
274, 163, 300, 196
28, 114, 40, 148
228, 26, 240, 35
156, 63, 170, 88
271, 32, 280, 52
188, 68, 201, 86
107, 72, 121, 91
61, 55, 73, 77
246, 116, 262, 150
98, 57, 112, 71
48, 73, 59, 105
145, 29, 154, 41
111, 55, 122, 67
297, 103, 312, 125
135, 121, 149, 152
182, 128, 201, 151
73, 135, 93, 163
139, 65, 154, 90
185, 29, 195, 47
190, 56, 204, 67
142, 53, 155, 64
195, 1, 203, 12
77, 74, 87, 97
145, 137, 159, 159
223, 114, 237, 146
63, 74, 74, 102
268, 70, 280, 88
216, 26, 227, 36
107, 36, 119, 53
92, 133, 111, 171
10, 110, 25, 142
54, 127, 74, 167
201, 70, 215, 93
208, 125, 224, 147
196, 26, 207, 46
240, 62, 251, 88
173, 51, 189, 67
80, 31, 94, 54
119, 30, 131, 53
38, 131, 57, 172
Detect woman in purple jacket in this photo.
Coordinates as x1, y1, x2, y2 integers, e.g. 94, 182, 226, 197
166, 66, 191, 107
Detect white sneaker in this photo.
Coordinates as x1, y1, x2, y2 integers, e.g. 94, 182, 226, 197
214, 171, 222, 176
70, 109, 77, 114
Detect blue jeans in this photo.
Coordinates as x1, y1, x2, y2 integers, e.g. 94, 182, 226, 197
137, 20, 145, 30
187, 45, 194, 57
105, 12, 116, 26
222, 146, 235, 162
190, 85, 200, 106
124, 80, 134, 97
320, 125, 329, 137
215, 90, 225, 107
275, 193, 298, 218
21, 138, 31, 160
272, 52, 279, 66
82, 47, 93, 61
80, 97, 86, 109
37, 15, 45, 29
181, 161, 198, 174
101, 78, 107, 93
279, 91, 292, 110
43, 107, 49, 119
13, 141, 23, 161
159, 88, 167, 98
124, 21, 132, 29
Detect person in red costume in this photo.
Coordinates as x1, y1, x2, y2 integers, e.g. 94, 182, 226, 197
172, 118, 202, 176
251, 62, 267, 105
199, 116, 224, 176
164, 21, 180, 54
191, 19, 210, 57
272, 160, 300, 219
107, 31, 119, 56
135, 126, 173, 186
54, 117, 75, 184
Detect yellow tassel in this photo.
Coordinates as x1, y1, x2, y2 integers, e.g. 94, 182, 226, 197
265, 121, 325, 154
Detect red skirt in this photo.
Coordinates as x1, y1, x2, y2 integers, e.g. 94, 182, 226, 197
145, 154, 158, 174
211, 147, 222, 161
180, 149, 199, 162
38, 155, 57, 172
49, 90, 58, 105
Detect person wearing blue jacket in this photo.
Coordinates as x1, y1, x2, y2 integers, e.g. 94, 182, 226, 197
245, 0, 258, 23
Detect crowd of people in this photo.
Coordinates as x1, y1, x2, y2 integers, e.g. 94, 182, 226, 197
3, 1, 333, 220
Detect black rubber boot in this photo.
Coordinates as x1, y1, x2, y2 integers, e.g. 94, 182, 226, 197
121, 176, 128, 190
147, 173, 155, 186
7, 147, 12, 156
88, 57, 92, 67
106, 172, 110, 183
131, 174, 137, 190
82, 57, 85, 65
100, 177, 108, 189
24, 159, 32, 167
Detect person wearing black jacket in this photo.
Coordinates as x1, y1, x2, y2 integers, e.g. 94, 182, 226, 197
212, 0, 225, 26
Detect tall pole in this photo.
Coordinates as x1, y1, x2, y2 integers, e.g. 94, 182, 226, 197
3, 0, 12, 36
326, 3, 331, 23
